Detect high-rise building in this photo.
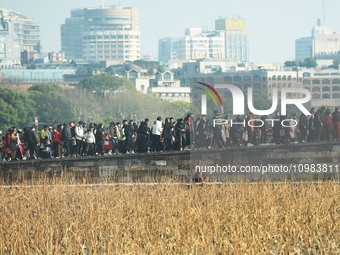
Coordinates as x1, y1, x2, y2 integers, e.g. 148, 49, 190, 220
183, 28, 225, 60
158, 28, 225, 64
0, 12, 20, 63
295, 37, 313, 62
61, 5, 140, 62
215, 17, 249, 62
295, 19, 340, 62
158, 17, 249, 64
0, 8, 41, 53
158, 37, 183, 64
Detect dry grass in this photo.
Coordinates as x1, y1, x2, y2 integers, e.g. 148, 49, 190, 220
0, 181, 339, 254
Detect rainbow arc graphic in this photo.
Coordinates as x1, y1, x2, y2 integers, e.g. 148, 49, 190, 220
196, 82, 224, 114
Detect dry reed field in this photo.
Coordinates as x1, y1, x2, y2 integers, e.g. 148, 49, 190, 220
0, 181, 339, 254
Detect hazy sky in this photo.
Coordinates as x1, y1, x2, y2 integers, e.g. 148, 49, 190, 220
1, 0, 340, 62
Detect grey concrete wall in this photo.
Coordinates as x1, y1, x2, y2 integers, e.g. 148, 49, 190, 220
0, 142, 339, 182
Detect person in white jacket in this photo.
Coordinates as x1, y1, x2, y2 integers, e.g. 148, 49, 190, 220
84, 127, 96, 156
151, 116, 163, 151
75, 121, 85, 156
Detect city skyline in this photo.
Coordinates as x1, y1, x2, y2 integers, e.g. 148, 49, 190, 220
1, 0, 340, 62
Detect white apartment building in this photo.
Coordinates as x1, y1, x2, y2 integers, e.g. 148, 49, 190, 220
215, 17, 249, 63
158, 28, 225, 64
0, 8, 40, 53
295, 19, 340, 63
159, 18, 249, 64
182, 28, 225, 60
61, 5, 140, 62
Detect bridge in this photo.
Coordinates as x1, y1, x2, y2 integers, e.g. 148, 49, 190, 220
0, 142, 339, 182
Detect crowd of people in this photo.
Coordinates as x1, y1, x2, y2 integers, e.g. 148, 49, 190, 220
0, 106, 339, 161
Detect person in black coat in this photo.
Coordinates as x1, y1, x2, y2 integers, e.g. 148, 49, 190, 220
27, 126, 39, 159
137, 118, 149, 153
61, 122, 74, 157
124, 120, 134, 154
96, 123, 104, 155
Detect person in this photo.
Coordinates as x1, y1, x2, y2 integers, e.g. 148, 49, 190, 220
221, 115, 230, 147
151, 116, 163, 152
332, 107, 340, 141
137, 118, 150, 153
163, 118, 173, 151
0, 130, 4, 161
273, 111, 282, 144
75, 121, 85, 156
61, 122, 74, 157
9, 127, 18, 160
230, 116, 243, 147
289, 115, 297, 143
95, 123, 104, 155
124, 120, 134, 154
196, 115, 210, 149
70, 122, 77, 156
40, 125, 49, 145
260, 115, 268, 144
27, 126, 39, 160
308, 108, 316, 142
314, 107, 326, 142
185, 113, 194, 149
325, 110, 333, 141
103, 133, 113, 154
40, 142, 53, 158
299, 113, 308, 143
211, 111, 224, 148
108, 122, 121, 154
52, 127, 61, 158
84, 127, 96, 156
246, 112, 255, 146
175, 118, 186, 151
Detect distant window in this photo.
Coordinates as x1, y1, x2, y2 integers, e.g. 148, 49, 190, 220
312, 87, 320, 92
234, 76, 242, 82
303, 80, 311, 85
322, 86, 331, 92
333, 86, 340, 92
253, 75, 261, 82
312, 79, 320, 85
322, 79, 330, 85
322, 93, 331, 99
244, 76, 251, 82
224, 76, 232, 82
164, 72, 171, 80
333, 79, 340, 85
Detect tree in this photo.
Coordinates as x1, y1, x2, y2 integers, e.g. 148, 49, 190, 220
284, 60, 298, 67
133, 60, 159, 70
28, 84, 61, 94
0, 89, 36, 130
301, 58, 317, 68
29, 92, 76, 126
329, 59, 340, 69
78, 73, 134, 95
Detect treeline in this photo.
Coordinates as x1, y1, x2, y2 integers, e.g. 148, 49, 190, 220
0, 75, 189, 131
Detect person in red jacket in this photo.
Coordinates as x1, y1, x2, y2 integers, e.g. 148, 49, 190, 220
52, 127, 61, 158
325, 110, 333, 141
